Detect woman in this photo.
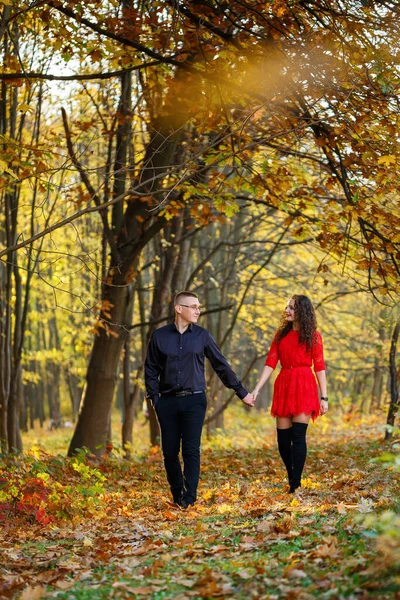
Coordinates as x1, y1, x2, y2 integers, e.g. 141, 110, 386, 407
252, 295, 328, 493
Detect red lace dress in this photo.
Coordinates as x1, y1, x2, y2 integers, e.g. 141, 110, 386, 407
265, 330, 325, 420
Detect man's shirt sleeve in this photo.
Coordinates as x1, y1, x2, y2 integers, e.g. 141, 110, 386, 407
204, 331, 247, 399
144, 332, 161, 404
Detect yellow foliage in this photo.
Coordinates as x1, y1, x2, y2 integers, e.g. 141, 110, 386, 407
377, 155, 396, 166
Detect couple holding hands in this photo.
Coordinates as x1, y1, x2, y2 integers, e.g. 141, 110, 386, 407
145, 291, 328, 509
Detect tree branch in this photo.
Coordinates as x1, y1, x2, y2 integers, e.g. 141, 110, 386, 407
0, 61, 161, 81
46, 1, 184, 67
128, 304, 234, 330
204, 352, 260, 424
61, 107, 120, 265
219, 223, 291, 348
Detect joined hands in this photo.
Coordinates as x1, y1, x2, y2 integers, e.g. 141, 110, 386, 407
241, 392, 256, 407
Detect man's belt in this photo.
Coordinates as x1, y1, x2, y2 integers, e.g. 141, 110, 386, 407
172, 390, 204, 397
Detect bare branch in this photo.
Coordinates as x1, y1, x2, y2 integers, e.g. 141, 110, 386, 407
61, 107, 120, 265
128, 304, 234, 330
46, 1, 184, 67
0, 61, 161, 81
204, 353, 261, 424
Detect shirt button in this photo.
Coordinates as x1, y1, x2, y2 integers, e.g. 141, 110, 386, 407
180, 347, 182, 349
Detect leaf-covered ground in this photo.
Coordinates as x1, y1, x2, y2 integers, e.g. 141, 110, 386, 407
1, 410, 399, 600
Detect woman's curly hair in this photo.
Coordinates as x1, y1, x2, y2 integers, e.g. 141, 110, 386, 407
276, 294, 318, 352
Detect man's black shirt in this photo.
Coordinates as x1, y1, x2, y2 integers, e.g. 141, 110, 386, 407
144, 322, 247, 403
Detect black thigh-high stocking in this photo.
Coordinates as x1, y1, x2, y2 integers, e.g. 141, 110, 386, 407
290, 422, 308, 493
277, 428, 293, 485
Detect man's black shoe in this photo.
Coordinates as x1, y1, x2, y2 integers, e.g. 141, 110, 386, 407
180, 499, 194, 509
173, 491, 184, 506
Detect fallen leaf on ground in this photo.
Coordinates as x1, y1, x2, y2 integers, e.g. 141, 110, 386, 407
20, 585, 46, 599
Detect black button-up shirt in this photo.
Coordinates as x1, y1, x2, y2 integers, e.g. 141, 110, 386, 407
144, 322, 248, 403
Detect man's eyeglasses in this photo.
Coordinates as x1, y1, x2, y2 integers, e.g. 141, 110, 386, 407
179, 304, 203, 312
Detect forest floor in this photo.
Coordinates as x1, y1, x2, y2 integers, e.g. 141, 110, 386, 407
1, 408, 399, 600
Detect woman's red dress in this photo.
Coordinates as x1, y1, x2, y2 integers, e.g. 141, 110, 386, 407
265, 330, 325, 420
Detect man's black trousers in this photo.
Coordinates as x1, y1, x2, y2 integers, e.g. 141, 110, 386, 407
155, 392, 207, 504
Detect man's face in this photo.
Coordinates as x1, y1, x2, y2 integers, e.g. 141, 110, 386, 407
175, 296, 202, 324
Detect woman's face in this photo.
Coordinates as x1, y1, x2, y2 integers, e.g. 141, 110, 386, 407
285, 298, 296, 322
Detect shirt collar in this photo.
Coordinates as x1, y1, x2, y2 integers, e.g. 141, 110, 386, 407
171, 321, 193, 333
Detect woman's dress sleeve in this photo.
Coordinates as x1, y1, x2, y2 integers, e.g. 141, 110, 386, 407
312, 332, 325, 371
265, 335, 279, 369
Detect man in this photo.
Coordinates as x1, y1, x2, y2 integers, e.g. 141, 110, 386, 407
144, 291, 254, 509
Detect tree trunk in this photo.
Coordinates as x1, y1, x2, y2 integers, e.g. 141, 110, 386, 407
173, 207, 194, 293
122, 365, 142, 457
48, 315, 61, 425
371, 319, 387, 411
68, 283, 133, 454
385, 321, 399, 441
0, 23, 42, 451
68, 65, 193, 455
205, 219, 242, 433
371, 356, 384, 411
0, 121, 15, 451
0, 255, 10, 451
255, 358, 272, 411
120, 288, 136, 455
7, 369, 20, 451
65, 368, 81, 421
0, 35, 11, 449
122, 277, 148, 451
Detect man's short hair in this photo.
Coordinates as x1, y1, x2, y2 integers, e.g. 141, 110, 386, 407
174, 291, 198, 305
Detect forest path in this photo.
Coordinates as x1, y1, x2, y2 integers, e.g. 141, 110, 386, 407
1, 413, 399, 599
